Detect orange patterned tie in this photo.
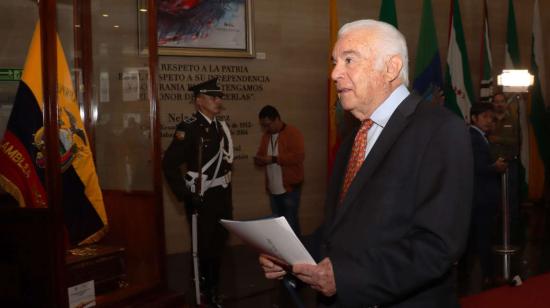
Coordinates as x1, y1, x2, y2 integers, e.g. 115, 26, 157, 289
339, 119, 373, 204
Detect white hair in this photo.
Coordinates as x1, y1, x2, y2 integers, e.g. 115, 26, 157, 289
338, 19, 409, 86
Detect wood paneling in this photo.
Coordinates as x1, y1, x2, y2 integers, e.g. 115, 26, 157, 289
101, 190, 163, 286
91, 190, 165, 306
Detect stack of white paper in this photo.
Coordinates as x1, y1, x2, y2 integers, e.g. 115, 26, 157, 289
220, 216, 316, 265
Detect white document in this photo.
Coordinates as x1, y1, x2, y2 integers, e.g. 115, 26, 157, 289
68, 280, 95, 308
220, 216, 316, 265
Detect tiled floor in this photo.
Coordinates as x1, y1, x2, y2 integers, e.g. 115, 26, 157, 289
166, 202, 550, 307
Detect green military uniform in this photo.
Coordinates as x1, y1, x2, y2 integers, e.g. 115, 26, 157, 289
489, 100, 519, 160
489, 97, 522, 246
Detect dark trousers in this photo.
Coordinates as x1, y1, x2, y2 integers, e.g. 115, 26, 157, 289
269, 185, 302, 237
471, 201, 498, 279
183, 185, 233, 295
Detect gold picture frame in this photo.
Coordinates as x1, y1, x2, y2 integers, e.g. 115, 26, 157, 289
157, 0, 254, 58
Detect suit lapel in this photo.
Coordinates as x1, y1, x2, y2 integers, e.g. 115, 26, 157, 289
324, 133, 354, 227
328, 94, 421, 234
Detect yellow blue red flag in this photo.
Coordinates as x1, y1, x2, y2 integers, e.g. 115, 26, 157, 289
0, 22, 108, 245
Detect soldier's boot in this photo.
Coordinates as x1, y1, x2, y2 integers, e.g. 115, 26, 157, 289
194, 260, 210, 307
204, 260, 223, 308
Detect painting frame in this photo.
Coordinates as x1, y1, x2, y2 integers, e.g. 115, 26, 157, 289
156, 0, 254, 58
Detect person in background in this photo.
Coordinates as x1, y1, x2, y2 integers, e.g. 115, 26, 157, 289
469, 103, 508, 288
254, 105, 305, 236
489, 91, 523, 246
259, 19, 473, 307
162, 77, 233, 307
489, 92, 519, 161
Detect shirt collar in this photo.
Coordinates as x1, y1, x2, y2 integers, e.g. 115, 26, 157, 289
198, 111, 214, 124
370, 84, 409, 128
471, 125, 486, 137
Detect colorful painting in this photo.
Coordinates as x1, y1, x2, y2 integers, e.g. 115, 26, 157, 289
157, 0, 254, 57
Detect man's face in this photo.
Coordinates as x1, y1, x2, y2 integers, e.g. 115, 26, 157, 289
196, 94, 223, 119
492, 94, 507, 112
472, 110, 494, 133
259, 117, 281, 134
331, 29, 386, 120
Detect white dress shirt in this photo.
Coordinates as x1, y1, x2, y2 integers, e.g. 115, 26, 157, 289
364, 84, 410, 158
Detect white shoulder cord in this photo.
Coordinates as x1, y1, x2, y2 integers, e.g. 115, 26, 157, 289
219, 121, 234, 163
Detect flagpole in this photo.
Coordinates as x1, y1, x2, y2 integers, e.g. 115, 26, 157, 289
327, 0, 338, 175
496, 170, 514, 281
147, 0, 167, 288
40, 0, 68, 306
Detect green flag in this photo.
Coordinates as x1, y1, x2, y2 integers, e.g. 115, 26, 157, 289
379, 0, 398, 28
530, 0, 550, 172
412, 0, 443, 99
479, 0, 493, 103
505, 0, 520, 68
444, 0, 474, 121
503, 0, 530, 196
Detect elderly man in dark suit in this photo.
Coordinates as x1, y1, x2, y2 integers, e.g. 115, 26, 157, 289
260, 19, 473, 307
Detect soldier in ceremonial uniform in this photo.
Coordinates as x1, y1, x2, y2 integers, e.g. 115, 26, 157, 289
162, 77, 233, 307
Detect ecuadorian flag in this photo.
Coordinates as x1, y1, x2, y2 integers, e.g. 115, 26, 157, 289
0, 22, 108, 245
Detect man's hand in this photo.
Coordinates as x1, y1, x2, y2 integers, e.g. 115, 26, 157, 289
254, 155, 272, 166
259, 254, 287, 280
293, 258, 337, 297
493, 157, 509, 173
190, 195, 202, 211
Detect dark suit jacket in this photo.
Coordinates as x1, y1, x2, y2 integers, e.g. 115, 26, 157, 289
315, 94, 473, 307
469, 126, 501, 207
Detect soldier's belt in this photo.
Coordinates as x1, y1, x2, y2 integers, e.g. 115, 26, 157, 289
185, 171, 231, 195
